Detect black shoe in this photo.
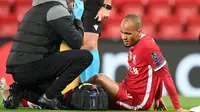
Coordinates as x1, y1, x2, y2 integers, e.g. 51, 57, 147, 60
38, 94, 68, 110
4, 82, 23, 109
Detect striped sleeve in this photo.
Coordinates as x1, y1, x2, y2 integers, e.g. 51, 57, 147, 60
146, 48, 167, 71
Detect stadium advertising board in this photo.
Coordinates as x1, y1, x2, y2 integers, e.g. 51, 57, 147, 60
0, 39, 199, 96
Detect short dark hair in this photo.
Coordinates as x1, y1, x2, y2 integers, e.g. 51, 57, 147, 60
124, 14, 143, 29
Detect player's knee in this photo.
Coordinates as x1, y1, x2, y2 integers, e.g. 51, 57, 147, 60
94, 74, 104, 83
98, 73, 105, 77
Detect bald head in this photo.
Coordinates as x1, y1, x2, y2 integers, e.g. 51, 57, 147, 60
120, 14, 143, 47
123, 14, 143, 30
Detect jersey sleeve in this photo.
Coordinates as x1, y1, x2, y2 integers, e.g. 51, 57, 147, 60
145, 47, 167, 72
156, 65, 181, 109
155, 80, 163, 101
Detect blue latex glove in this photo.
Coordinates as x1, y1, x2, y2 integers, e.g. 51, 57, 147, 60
73, 0, 84, 20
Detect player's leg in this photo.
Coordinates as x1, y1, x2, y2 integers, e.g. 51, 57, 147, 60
87, 73, 119, 98
80, 0, 103, 82
87, 73, 134, 110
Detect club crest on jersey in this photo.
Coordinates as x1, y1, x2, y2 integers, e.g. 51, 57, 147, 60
151, 52, 158, 60
151, 52, 162, 64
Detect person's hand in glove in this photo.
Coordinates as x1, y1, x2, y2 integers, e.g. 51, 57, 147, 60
73, 0, 84, 20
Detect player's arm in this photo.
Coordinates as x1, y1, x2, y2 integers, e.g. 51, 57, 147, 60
155, 66, 189, 112
95, 0, 112, 22
155, 80, 163, 101
144, 45, 184, 111
155, 66, 181, 110
153, 80, 168, 111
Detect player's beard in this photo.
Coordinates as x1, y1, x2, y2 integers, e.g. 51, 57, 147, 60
124, 44, 131, 48
131, 34, 140, 47
122, 41, 131, 48
131, 40, 140, 47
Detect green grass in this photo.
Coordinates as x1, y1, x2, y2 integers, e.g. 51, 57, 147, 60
0, 96, 199, 112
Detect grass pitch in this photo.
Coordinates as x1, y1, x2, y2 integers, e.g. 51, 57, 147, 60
0, 95, 199, 112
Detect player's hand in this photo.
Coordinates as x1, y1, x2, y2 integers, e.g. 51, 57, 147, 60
154, 98, 168, 111
95, 7, 111, 22
73, 0, 84, 20
176, 108, 189, 112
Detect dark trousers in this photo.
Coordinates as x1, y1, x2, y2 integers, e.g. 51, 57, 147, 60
11, 50, 92, 104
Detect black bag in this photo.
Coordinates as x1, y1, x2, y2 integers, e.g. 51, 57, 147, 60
69, 83, 108, 110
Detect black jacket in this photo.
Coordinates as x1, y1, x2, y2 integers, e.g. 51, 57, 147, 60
6, 0, 83, 73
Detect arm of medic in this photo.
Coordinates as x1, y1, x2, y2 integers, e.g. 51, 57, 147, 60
46, 0, 84, 49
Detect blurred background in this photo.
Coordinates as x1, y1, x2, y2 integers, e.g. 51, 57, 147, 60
0, 0, 200, 99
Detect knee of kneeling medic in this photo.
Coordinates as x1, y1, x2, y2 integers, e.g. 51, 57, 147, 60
83, 50, 93, 64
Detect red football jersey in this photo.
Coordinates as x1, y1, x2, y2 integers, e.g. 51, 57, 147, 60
121, 34, 166, 110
